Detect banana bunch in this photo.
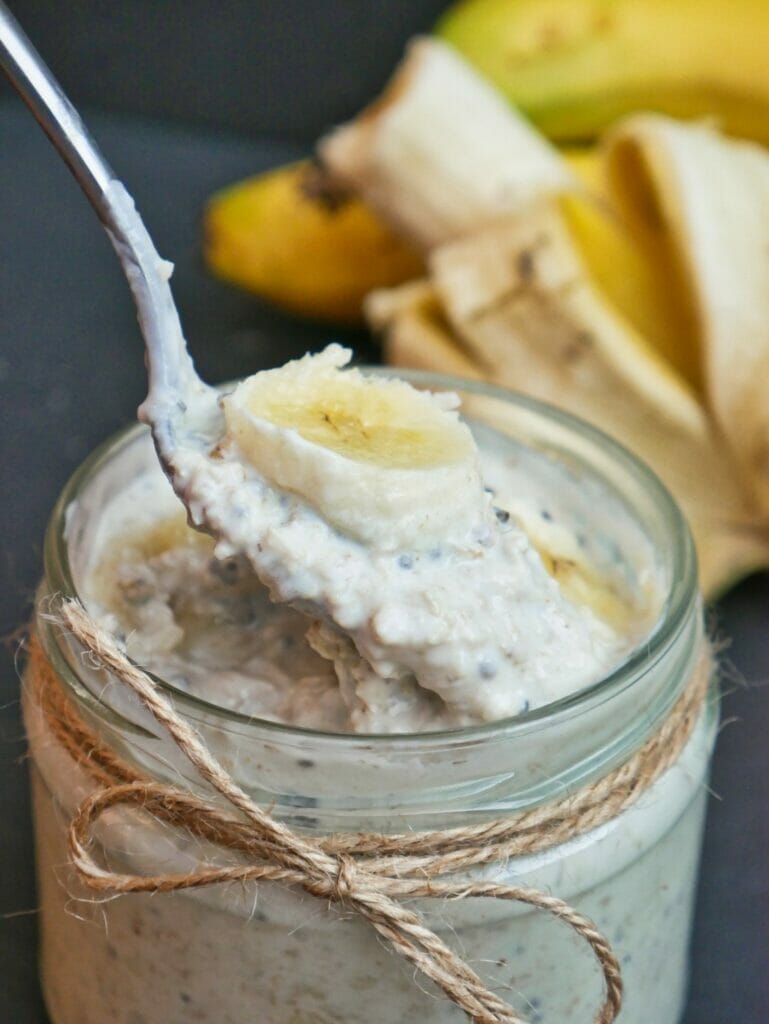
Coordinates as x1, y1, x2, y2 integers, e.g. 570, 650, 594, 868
204, 0, 769, 326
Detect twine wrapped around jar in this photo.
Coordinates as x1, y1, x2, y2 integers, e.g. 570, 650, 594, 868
27, 600, 713, 1024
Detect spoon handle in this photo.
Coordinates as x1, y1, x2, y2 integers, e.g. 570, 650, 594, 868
0, 2, 199, 422
0, 3, 117, 220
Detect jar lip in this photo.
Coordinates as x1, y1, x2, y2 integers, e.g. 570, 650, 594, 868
42, 369, 699, 749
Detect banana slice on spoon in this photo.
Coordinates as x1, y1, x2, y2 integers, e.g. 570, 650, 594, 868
221, 344, 484, 550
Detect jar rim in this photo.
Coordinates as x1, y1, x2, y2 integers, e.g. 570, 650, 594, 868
41, 369, 699, 750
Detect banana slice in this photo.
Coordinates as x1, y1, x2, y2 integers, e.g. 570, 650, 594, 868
221, 344, 487, 551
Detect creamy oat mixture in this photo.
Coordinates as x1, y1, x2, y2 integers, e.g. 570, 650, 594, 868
116, 346, 656, 732
83, 395, 652, 734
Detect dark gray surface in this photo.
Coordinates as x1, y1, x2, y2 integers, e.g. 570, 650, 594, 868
0, 44, 767, 1024
0, 0, 449, 140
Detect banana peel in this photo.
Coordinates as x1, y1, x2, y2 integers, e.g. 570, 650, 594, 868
605, 115, 769, 515
202, 140, 700, 390
560, 192, 701, 392
202, 37, 577, 324
201, 144, 600, 330
429, 210, 768, 595
203, 161, 422, 324
437, 0, 769, 146
321, 40, 700, 389
373, 212, 769, 597
365, 281, 485, 381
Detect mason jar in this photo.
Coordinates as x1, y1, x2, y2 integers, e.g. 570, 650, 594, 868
23, 373, 716, 1024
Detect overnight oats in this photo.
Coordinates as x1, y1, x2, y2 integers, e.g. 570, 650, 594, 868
24, 357, 716, 1024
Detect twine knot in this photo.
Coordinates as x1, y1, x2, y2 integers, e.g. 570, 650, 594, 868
27, 600, 712, 1024
333, 854, 358, 902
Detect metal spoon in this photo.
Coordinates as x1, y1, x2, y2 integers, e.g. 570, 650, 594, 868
0, 7, 380, 674
0, 1, 221, 473
0, 4, 356, 647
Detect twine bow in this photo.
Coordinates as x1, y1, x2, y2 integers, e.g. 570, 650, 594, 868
30, 600, 711, 1024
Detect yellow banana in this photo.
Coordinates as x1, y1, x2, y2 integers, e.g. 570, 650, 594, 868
437, 0, 769, 145
203, 162, 422, 325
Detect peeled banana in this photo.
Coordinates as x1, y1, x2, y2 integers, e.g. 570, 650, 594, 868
201, 25, 769, 595
327, 38, 769, 595
204, 162, 422, 324
320, 38, 575, 251
204, 0, 769, 326
438, 0, 769, 145
222, 344, 486, 550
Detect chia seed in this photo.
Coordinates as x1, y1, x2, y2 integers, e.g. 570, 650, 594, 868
292, 795, 318, 809
209, 557, 242, 585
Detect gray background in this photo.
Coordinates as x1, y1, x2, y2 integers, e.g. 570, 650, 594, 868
1, 2, 767, 1021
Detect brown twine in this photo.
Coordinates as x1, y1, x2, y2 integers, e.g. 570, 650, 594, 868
28, 600, 712, 1024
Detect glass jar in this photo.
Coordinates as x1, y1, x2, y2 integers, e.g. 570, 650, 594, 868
24, 373, 716, 1024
